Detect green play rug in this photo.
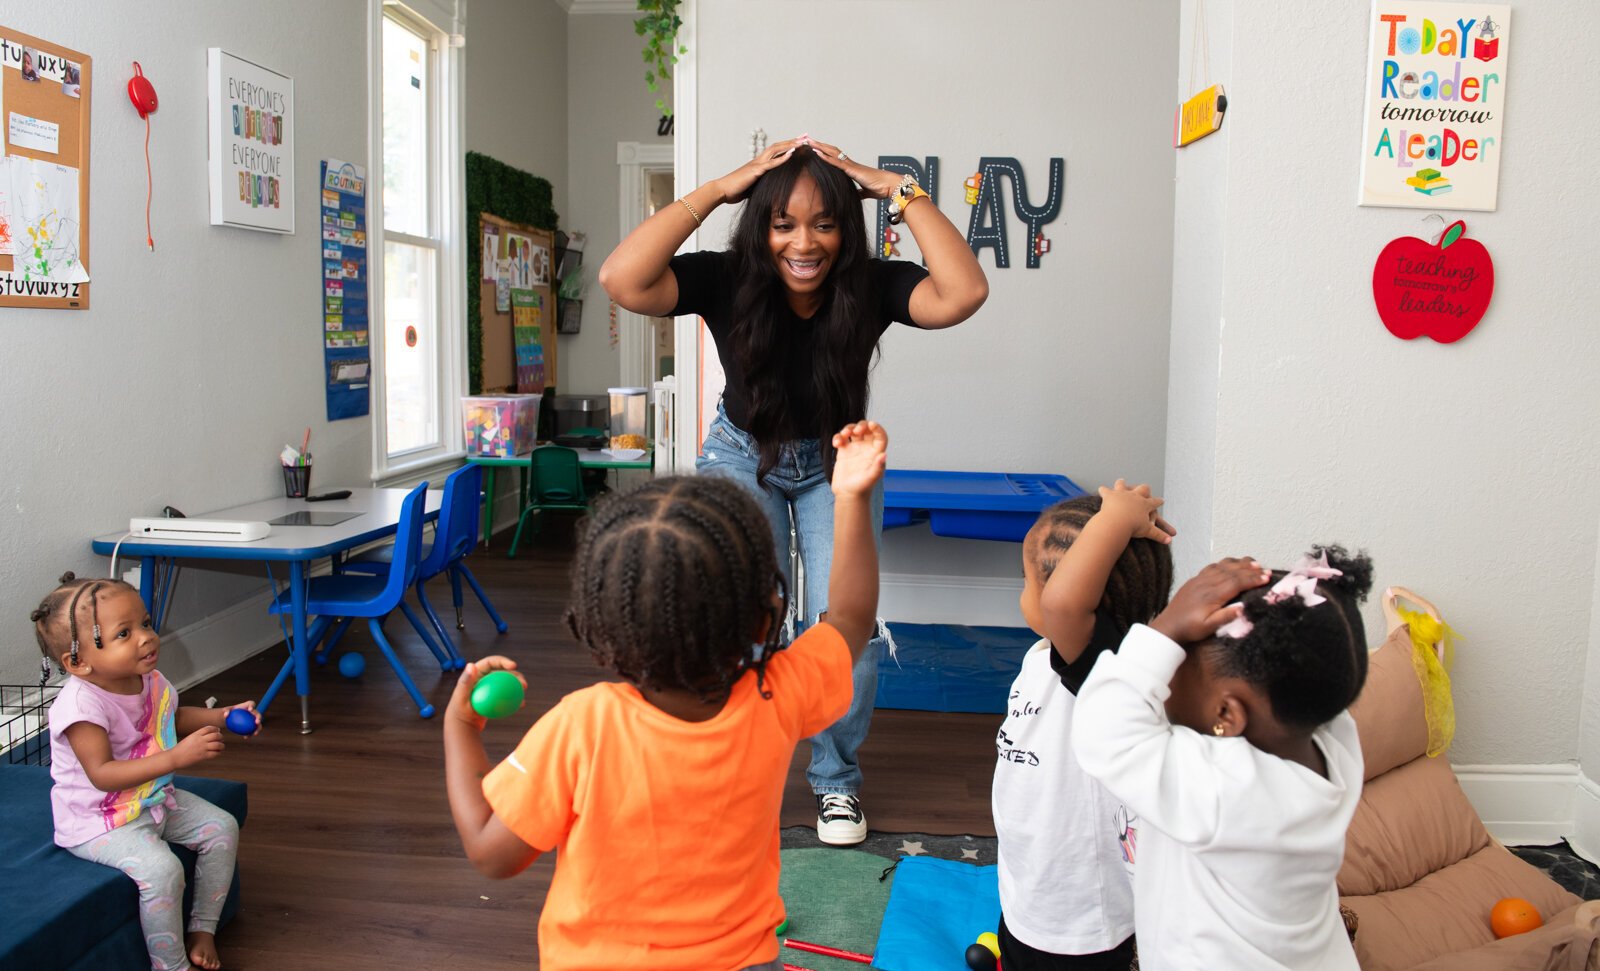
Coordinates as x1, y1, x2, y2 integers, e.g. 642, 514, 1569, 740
778, 847, 895, 969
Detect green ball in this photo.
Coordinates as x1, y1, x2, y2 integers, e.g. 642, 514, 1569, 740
976, 932, 1001, 959
774, 917, 789, 936
470, 670, 524, 719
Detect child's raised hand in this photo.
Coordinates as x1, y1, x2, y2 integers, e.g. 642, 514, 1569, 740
1097, 479, 1176, 544
830, 420, 888, 499
173, 725, 225, 768
1151, 557, 1271, 645
447, 657, 526, 730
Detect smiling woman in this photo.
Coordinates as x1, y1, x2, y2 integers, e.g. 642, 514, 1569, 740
599, 135, 987, 847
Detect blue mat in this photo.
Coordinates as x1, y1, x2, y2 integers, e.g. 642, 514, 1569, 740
874, 623, 1035, 714
873, 856, 1001, 971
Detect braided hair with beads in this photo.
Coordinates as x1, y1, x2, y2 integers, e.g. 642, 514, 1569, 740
31, 572, 139, 670
1211, 544, 1374, 730
1030, 495, 1175, 639
564, 476, 788, 702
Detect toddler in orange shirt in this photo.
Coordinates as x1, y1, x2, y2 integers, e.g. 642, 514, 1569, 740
443, 421, 888, 971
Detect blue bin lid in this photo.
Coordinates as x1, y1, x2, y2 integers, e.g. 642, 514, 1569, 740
882, 469, 1086, 512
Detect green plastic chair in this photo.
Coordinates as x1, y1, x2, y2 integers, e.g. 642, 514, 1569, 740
508, 446, 591, 557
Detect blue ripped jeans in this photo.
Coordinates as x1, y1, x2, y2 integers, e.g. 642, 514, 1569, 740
697, 405, 884, 795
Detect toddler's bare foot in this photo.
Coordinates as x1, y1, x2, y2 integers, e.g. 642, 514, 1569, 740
188, 931, 221, 970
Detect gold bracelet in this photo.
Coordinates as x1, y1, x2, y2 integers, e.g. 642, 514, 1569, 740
678, 198, 702, 226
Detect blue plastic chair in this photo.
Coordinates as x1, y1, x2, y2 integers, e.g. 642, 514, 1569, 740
264, 481, 444, 718
344, 464, 508, 662
508, 446, 591, 558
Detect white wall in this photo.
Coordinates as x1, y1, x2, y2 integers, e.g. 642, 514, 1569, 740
688, 0, 1179, 593
465, 0, 569, 219
0, 2, 369, 687
559, 12, 673, 396
1168, 0, 1600, 768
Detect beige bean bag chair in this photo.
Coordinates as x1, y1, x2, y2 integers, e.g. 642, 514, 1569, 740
1338, 588, 1600, 970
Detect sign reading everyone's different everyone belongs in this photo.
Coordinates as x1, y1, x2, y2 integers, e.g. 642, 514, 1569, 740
1359, 2, 1509, 211
207, 48, 295, 233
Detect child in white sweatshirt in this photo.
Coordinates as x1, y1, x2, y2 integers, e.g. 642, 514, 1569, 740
1073, 547, 1371, 971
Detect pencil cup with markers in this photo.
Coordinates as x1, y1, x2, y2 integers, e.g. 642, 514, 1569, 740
281, 443, 312, 498
283, 463, 311, 498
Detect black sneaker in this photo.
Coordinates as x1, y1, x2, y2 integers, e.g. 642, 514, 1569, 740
815, 792, 867, 846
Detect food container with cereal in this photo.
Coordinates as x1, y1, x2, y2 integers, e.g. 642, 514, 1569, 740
461, 394, 540, 458
607, 387, 648, 444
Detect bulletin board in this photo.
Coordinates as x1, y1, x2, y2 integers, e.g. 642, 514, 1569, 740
478, 213, 554, 394
0, 27, 92, 309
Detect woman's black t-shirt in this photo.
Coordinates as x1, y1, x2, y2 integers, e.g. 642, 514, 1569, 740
668, 250, 930, 439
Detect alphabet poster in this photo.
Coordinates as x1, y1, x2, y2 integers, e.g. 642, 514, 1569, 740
1359, 3, 1509, 211
0, 27, 91, 308
208, 48, 294, 233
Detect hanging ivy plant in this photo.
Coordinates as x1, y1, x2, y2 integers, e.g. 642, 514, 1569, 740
635, 0, 686, 116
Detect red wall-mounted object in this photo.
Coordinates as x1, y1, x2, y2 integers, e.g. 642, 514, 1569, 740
128, 62, 158, 117
1372, 220, 1494, 344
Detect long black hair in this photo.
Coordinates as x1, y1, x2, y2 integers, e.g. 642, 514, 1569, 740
564, 476, 788, 702
727, 146, 876, 483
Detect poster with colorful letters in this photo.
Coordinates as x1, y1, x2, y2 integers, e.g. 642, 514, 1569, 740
209, 49, 294, 232
1359, 2, 1509, 211
511, 289, 546, 393
321, 159, 368, 420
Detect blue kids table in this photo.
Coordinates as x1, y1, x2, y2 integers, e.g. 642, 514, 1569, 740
882, 469, 1086, 542
90, 488, 440, 734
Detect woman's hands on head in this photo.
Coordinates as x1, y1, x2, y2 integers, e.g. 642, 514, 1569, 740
716, 133, 904, 202
805, 135, 902, 199
714, 136, 808, 204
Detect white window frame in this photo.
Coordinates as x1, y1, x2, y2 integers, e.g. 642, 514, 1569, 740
368, 0, 468, 484
616, 141, 676, 389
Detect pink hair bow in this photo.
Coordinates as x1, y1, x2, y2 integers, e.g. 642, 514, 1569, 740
1215, 551, 1342, 640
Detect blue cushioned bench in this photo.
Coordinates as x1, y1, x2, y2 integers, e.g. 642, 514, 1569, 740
0, 763, 246, 971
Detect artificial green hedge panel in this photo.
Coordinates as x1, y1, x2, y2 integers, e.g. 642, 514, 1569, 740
465, 151, 559, 394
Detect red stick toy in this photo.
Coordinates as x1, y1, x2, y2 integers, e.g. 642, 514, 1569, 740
784, 938, 873, 964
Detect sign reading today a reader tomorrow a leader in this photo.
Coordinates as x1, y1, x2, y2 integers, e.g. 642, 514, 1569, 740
1359, 2, 1509, 212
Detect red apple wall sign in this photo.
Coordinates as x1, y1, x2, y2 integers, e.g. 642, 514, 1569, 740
1372, 220, 1494, 344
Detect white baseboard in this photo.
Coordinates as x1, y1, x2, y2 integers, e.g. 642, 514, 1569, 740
1452, 763, 1579, 847
879, 572, 1025, 628
160, 588, 286, 694
1570, 773, 1600, 867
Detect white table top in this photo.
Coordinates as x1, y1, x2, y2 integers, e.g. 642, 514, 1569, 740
91, 487, 442, 560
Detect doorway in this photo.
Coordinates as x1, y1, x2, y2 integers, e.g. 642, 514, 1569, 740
615, 141, 675, 391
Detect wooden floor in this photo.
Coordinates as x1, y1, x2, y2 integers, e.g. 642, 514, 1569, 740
182, 525, 1000, 969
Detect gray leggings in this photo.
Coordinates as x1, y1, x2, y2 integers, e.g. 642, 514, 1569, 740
66, 789, 239, 971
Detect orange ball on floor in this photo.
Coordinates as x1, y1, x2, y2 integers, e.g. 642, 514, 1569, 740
1489, 897, 1543, 938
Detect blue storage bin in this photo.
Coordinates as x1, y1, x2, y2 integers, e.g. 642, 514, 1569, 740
874, 623, 1038, 714
882, 469, 1086, 542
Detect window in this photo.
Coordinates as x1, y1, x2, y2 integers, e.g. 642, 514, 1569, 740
371, 1, 465, 477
